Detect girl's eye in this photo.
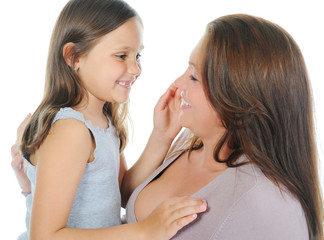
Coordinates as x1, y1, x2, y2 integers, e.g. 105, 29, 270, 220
116, 54, 127, 60
136, 53, 142, 61
190, 75, 198, 81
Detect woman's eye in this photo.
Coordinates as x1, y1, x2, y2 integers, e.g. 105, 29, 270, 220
190, 75, 198, 81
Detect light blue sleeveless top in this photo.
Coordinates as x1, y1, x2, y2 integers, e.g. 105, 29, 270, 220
18, 107, 121, 239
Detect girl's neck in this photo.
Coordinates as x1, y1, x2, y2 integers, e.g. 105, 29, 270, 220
74, 94, 109, 129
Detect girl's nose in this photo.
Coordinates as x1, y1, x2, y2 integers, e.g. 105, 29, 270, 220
128, 60, 141, 77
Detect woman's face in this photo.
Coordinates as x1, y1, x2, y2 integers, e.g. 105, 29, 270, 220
174, 43, 224, 137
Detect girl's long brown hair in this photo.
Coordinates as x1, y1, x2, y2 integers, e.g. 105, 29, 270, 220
195, 14, 322, 239
21, 0, 139, 161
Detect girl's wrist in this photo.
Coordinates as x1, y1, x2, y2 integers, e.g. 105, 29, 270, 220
135, 221, 151, 240
151, 128, 174, 145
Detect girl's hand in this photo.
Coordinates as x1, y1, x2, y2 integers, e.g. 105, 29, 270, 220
120, 85, 181, 202
139, 196, 207, 240
11, 114, 32, 194
153, 84, 182, 142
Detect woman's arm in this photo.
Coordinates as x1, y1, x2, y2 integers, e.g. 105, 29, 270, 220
120, 85, 182, 205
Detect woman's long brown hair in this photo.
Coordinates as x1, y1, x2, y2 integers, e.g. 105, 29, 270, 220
196, 14, 323, 239
20, 0, 140, 161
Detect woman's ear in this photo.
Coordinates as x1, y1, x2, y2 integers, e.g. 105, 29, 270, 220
63, 42, 79, 69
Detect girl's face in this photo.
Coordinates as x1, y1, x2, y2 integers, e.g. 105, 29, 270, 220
174, 43, 224, 137
77, 17, 143, 104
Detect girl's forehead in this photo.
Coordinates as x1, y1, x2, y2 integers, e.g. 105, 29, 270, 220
94, 18, 144, 51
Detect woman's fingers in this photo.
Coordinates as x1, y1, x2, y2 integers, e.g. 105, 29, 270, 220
11, 143, 23, 171
16, 113, 31, 144
11, 114, 32, 193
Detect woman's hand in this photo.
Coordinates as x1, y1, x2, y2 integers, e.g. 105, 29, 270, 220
153, 84, 182, 142
11, 114, 32, 194
139, 196, 207, 240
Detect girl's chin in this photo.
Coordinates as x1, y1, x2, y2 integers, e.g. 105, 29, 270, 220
115, 96, 130, 104
106, 96, 129, 104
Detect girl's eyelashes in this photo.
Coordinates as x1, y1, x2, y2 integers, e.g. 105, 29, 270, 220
115, 53, 142, 61
116, 54, 127, 60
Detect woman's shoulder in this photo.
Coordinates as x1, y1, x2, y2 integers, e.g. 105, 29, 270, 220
216, 162, 309, 239
165, 128, 192, 161
234, 162, 305, 216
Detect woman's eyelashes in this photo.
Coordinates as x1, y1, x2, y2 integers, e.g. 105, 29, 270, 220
190, 74, 198, 81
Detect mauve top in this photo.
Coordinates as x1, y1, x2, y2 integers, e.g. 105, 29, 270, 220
126, 129, 308, 240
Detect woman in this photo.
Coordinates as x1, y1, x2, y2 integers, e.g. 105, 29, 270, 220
12, 14, 323, 239
125, 14, 323, 239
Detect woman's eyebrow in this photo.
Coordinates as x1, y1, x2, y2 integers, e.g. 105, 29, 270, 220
189, 61, 196, 67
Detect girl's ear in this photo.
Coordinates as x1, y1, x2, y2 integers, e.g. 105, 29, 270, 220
63, 42, 79, 68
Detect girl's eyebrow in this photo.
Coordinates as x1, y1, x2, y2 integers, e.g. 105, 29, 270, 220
115, 45, 144, 51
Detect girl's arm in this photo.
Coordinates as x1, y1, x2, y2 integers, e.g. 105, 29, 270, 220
120, 85, 182, 205
30, 118, 207, 240
44, 196, 206, 240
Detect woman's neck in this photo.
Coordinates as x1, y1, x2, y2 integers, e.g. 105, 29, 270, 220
189, 130, 230, 172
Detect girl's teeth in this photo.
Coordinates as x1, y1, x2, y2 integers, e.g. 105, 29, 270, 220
118, 82, 130, 87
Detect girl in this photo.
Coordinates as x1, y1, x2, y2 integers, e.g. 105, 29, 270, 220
17, 0, 207, 239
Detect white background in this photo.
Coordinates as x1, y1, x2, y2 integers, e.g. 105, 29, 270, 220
0, 0, 323, 239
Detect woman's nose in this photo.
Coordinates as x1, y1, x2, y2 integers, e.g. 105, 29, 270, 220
173, 73, 186, 90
